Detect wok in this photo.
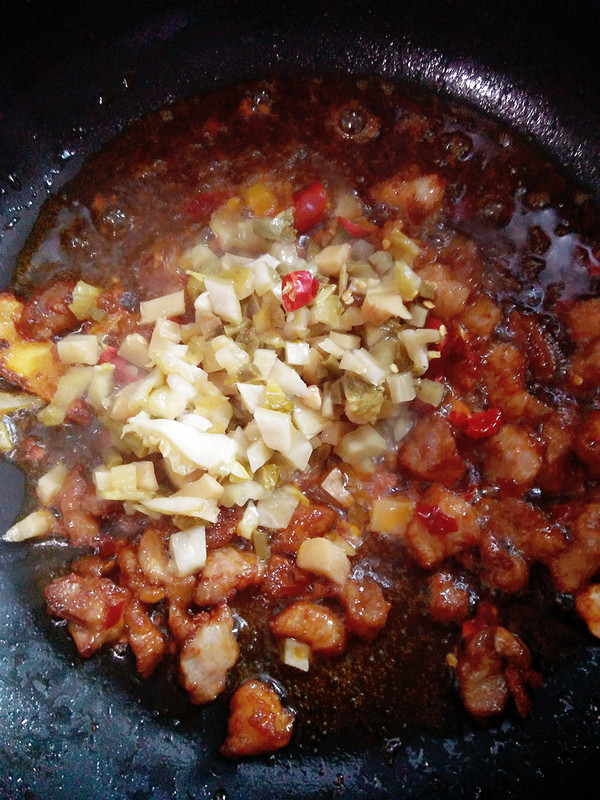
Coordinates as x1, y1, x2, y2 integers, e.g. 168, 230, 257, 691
1, 1, 600, 797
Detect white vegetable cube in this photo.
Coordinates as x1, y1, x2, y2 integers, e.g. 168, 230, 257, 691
370, 496, 415, 535
204, 277, 243, 324
118, 333, 150, 367
417, 378, 446, 407
253, 348, 277, 378
57, 334, 99, 365
175, 473, 225, 501
284, 341, 311, 366
140, 290, 186, 324
387, 371, 417, 403
0, 391, 43, 414
169, 526, 207, 576
296, 536, 350, 585
37, 367, 92, 427
292, 406, 326, 439
339, 348, 386, 386
212, 335, 250, 376
320, 467, 353, 508
335, 425, 386, 470
329, 331, 361, 350
94, 460, 158, 501
36, 464, 68, 506
87, 363, 115, 409
362, 287, 412, 324
237, 501, 259, 539
148, 319, 182, 358
2, 509, 55, 542
392, 260, 422, 301
313, 243, 351, 275
256, 488, 299, 529
248, 253, 279, 296
282, 638, 311, 672
68, 280, 102, 321
247, 439, 273, 472
237, 383, 266, 414
271, 359, 309, 398
284, 428, 313, 471
254, 407, 294, 452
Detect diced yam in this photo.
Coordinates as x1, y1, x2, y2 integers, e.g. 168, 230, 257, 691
284, 341, 310, 366
282, 638, 311, 672
284, 428, 313, 471
370, 496, 415, 535
247, 439, 272, 472
94, 461, 158, 501
139, 495, 219, 521
118, 333, 150, 367
237, 383, 266, 413
339, 348, 386, 386
204, 277, 243, 324
296, 536, 350, 585
237, 502, 259, 539
140, 290, 186, 324
38, 367, 92, 427
387, 371, 417, 403
3, 509, 55, 542
254, 348, 278, 377
417, 378, 446, 407
313, 243, 351, 275
0, 391, 44, 414
320, 467, 353, 508
57, 334, 99, 365
335, 424, 386, 471
254, 407, 294, 452
87, 364, 114, 408
362, 287, 412, 324
256, 488, 299, 530
174, 473, 224, 501
169, 526, 207, 576
36, 464, 68, 506
270, 359, 309, 398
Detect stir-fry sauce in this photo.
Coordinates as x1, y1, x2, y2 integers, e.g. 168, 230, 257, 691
2, 76, 600, 756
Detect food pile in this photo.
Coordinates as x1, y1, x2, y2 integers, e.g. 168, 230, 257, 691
2, 77, 600, 756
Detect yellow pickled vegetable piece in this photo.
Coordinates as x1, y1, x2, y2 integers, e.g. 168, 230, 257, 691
0, 294, 64, 402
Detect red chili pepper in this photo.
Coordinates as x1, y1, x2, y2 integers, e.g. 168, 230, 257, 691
293, 181, 327, 233
104, 598, 126, 629
281, 270, 319, 312
415, 504, 459, 536
337, 216, 377, 237
99, 346, 139, 384
449, 407, 502, 439
425, 320, 469, 381
183, 190, 230, 221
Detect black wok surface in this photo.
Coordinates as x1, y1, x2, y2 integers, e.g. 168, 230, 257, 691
1, 2, 600, 797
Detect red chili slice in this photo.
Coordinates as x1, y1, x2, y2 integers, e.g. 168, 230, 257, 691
293, 181, 327, 234
415, 504, 459, 536
449, 407, 502, 439
337, 215, 377, 237
104, 598, 126, 629
281, 270, 319, 312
